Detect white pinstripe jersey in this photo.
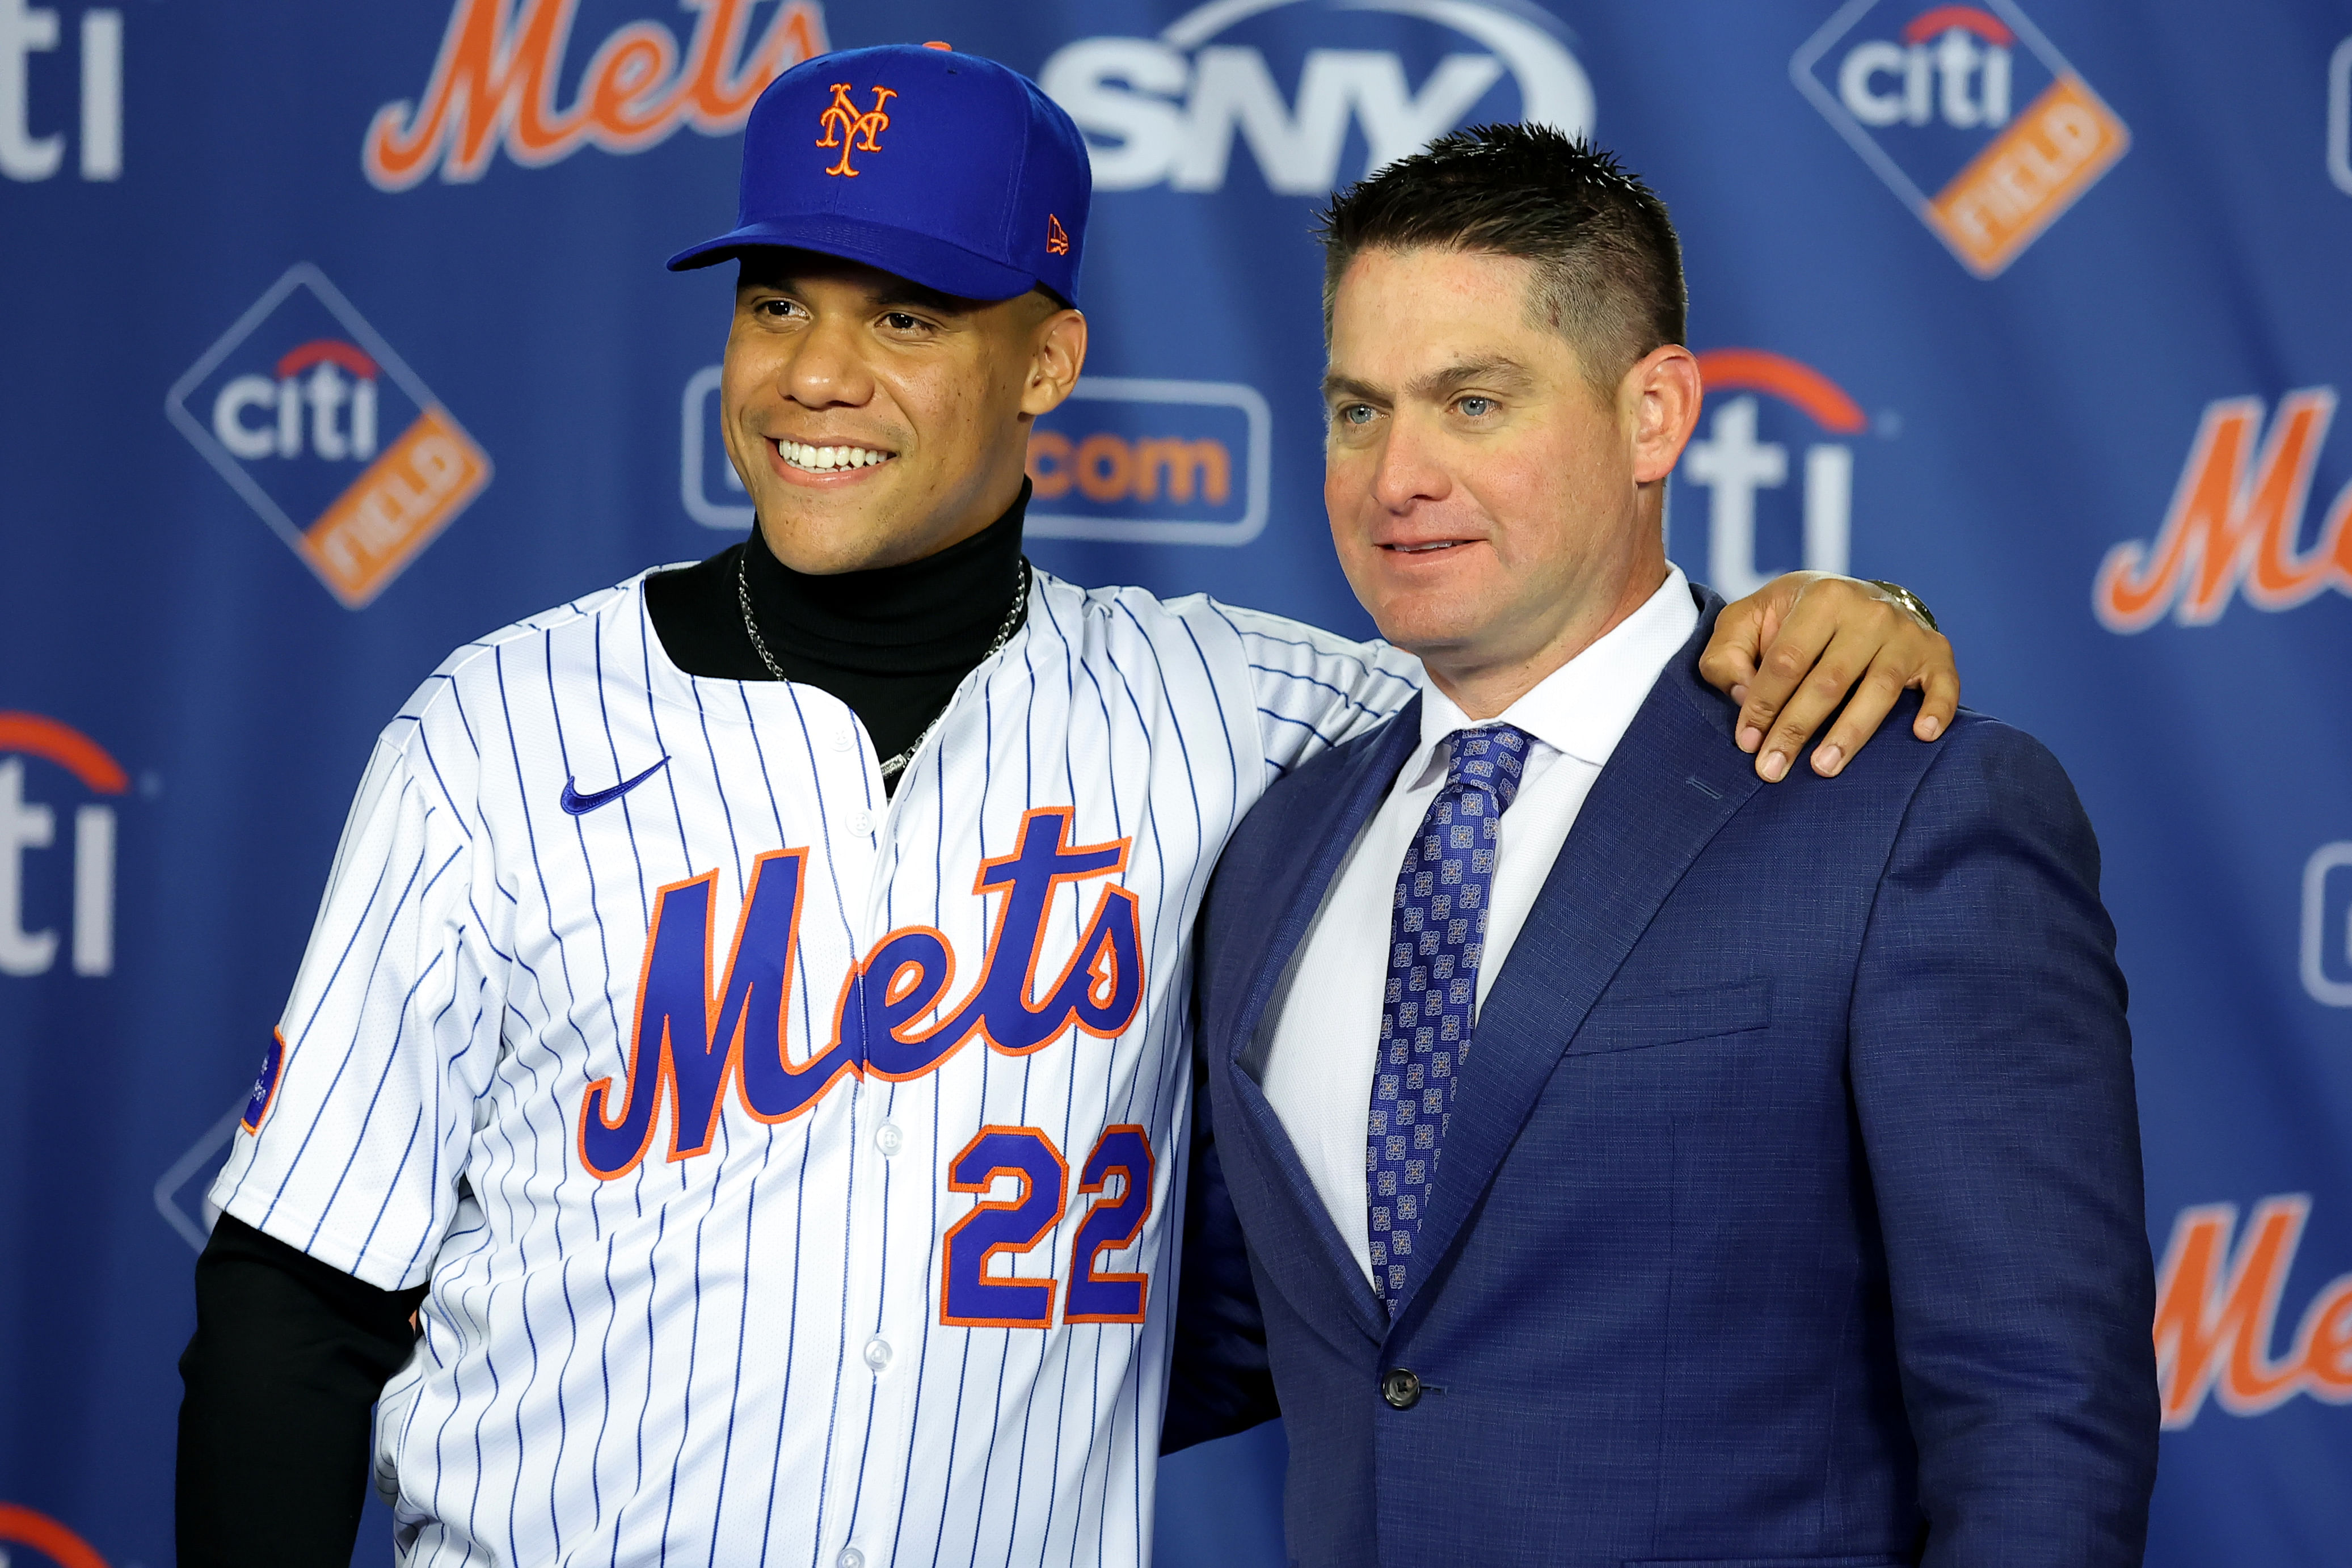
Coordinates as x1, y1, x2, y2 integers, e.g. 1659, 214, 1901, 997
212, 564, 1419, 1568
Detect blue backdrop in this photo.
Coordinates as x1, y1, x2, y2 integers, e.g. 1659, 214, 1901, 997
6, 1, 2350, 1563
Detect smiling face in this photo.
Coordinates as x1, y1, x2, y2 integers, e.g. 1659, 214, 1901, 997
1323, 246, 1700, 717
720, 250, 1086, 574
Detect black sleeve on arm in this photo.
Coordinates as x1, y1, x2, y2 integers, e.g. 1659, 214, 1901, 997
1160, 1033, 1282, 1455
177, 1212, 429, 1568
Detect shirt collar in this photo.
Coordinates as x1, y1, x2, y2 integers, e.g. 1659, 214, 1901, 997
1410, 566, 1699, 785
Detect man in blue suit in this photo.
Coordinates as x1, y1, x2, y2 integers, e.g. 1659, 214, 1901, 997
1189, 125, 2158, 1567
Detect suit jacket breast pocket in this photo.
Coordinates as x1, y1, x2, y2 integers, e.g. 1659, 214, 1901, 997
1566, 976, 1772, 1057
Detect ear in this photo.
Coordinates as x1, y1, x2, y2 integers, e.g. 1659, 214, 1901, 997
1622, 343, 1702, 485
1020, 307, 1089, 418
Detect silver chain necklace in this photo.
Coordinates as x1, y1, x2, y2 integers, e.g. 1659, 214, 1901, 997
736, 550, 1031, 784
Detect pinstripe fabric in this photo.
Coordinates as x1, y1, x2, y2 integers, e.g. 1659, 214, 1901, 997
210, 567, 1418, 1568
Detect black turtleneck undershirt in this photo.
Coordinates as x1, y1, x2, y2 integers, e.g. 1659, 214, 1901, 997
643, 484, 1032, 791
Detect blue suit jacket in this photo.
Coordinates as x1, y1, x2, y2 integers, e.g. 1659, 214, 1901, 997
1191, 592, 2159, 1568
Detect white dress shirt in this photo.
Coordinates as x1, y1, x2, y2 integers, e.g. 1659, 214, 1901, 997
1257, 567, 1699, 1282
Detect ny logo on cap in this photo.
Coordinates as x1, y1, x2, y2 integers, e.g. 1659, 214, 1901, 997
816, 83, 896, 177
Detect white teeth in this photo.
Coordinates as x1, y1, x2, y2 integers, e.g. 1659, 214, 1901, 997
775, 439, 893, 472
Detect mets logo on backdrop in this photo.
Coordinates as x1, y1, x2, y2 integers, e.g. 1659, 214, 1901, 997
164, 265, 492, 608
1792, 1, 2129, 278
363, 0, 828, 188
2153, 1193, 2352, 1428
2094, 387, 2352, 631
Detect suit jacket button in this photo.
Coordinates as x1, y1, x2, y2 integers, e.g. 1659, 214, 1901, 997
1380, 1368, 1422, 1410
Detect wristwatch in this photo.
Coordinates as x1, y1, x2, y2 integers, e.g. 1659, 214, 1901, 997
1866, 579, 1938, 634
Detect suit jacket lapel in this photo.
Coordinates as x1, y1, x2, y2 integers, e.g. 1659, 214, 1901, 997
1394, 602, 1763, 1320
1221, 697, 1425, 1342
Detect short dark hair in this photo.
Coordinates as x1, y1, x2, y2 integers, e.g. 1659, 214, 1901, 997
1314, 124, 1687, 396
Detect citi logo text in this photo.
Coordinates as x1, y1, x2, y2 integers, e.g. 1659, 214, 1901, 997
1039, 0, 1590, 196
0, 713, 121, 980
1795, 1, 2127, 277
1836, 5, 2014, 130
167, 265, 493, 608
0, 0, 120, 181
211, 342, 385, 466
2154, 1194, 2352, 1428
1678, 350, 1868, 599
2094, 387, 2352, 631
579, 809, 1144, 1179
363, 0, 828, 190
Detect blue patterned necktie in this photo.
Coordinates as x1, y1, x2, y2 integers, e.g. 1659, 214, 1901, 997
1367, 723, 1533, 1308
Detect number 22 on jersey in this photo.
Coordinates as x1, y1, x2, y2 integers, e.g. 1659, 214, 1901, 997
942, 1123, 1156, 1328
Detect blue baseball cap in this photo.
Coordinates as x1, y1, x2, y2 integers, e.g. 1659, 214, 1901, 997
668, 43, 1090, 307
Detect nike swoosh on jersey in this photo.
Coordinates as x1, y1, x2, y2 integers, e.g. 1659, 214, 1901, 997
559, 757, 669, 815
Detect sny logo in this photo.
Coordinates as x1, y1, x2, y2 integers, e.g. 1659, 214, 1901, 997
0, 712, 123, 980
1793, 1, 2128, 277
1675, 350, 1872, 598
165, 265, 492, 608
2153, 1193, 2352, 1428
364, 0, 828, 189
1040, 0, 1590, 196
815, 81, 892, 176
578, 808, 1145, 1178
2094, 387, 2352, 631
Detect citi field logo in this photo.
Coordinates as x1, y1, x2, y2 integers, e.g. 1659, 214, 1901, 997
2093, 387, 2352, 631
1793, 1, 2129, 277
0, 1502, 111, 1568
2154, 1194, 2352, 1428
0, 713, 121, 980
1675, 350, 1871, 599
166, 265, 492, 608
1038, 0, 1591, 196
362, 0, 828, 189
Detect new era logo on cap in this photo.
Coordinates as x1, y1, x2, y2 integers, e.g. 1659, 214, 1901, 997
669, 43, 1091, 307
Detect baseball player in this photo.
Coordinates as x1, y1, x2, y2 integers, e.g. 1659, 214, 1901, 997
176, 44, 1962, 1568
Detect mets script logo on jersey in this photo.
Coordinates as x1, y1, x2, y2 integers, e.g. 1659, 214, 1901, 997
1793, 1, 2128, 277
0, 1500, 112, 1568
1675, 349, 1873, 601
578, 808, 1144, 1178
816, 82, 893, 175
1038, 0, 1591, 195
361, 0, 829, 190
2154, 1192, 2352, 1428
164, 265, 492, 608
0, 713, 124, 981
2094, 386, 2352, 631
